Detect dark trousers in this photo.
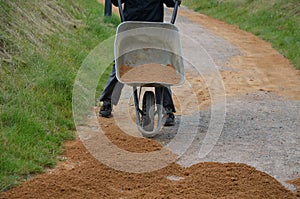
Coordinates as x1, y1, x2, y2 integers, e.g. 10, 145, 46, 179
100, 65, 176, 112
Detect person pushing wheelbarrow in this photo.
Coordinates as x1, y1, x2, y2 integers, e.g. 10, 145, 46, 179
99, 0, 181, 127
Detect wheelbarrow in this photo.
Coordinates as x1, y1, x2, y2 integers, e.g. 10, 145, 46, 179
114, 0, 185, 137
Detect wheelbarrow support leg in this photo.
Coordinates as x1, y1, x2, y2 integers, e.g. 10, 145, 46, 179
133, 86, 141, 126
156, 87, 164, 129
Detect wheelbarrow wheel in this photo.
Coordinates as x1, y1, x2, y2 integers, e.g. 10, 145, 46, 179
142, 91, 155, 132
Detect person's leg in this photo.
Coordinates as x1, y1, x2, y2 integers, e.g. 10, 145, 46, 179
99, 65, 121, 117
155, 87, 175, 112
100, 65, 118, 103
155, 87, 176, 126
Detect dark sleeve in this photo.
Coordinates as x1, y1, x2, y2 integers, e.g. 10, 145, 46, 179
163, 0, 175, 7
111, 0, 125, 7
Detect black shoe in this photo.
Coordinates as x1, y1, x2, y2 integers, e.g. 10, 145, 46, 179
163, 108, 175, 126
99, 100, 112, 118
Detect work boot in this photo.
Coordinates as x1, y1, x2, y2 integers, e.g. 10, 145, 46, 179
99, 100, 112, 118
163, 107, 175, 126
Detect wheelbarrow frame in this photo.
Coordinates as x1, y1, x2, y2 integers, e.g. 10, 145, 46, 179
115, 0, 184, 137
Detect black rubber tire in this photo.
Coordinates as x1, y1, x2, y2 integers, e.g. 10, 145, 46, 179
142, 91, 155, 132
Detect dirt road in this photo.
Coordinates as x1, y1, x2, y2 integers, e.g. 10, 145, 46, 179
1, 4, 300, 199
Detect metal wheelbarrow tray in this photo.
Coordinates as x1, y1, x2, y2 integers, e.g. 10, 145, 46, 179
115, 21, 185, 87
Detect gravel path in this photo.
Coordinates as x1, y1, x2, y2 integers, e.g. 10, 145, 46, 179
154, 8, 300, 191
159, 92, 300, 191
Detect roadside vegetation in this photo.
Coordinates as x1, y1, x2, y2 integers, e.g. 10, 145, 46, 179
0, 0, 119, 191
183, 0, 300, 69
1, 0, 299, 193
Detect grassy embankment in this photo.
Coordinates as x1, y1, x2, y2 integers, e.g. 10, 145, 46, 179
183, 0, 300, 69
0, 0, 119, 191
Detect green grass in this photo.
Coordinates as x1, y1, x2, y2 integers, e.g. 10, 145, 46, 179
183, 0, 300, 69
0, 0, 118, 191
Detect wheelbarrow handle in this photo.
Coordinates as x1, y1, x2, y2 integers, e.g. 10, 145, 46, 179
117, 0, 181, 24
117, 0, 125, 22
171, 0, 181, 24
